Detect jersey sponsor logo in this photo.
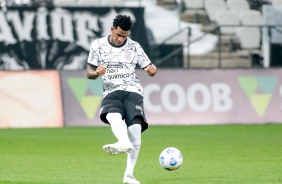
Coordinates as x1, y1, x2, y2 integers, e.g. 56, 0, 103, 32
107, 68, 119, 73
107, 73, 130, 80
108, 64, 123, 69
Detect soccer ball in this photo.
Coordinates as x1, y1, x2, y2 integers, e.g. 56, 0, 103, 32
159, 147, 183, 171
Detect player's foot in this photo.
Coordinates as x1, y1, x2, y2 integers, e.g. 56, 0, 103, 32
123, 174, 140, 184
102, 142, 134, 155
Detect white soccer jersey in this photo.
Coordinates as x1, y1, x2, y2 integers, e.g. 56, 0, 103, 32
87, 36, 151, 97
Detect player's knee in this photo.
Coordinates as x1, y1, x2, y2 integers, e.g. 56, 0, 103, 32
106, 112, 122, 122
128, 124, 141, 133
131, 116, 143, 125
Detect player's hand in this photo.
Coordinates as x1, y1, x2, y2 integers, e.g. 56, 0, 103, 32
144, 64, 157, 76
96, 65, 107, 76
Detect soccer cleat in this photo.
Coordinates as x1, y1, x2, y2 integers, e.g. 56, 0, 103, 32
102, 142, 134, 155
123, 174, 140, 184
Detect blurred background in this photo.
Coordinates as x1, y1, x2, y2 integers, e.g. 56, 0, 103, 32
0, 0, 282, 128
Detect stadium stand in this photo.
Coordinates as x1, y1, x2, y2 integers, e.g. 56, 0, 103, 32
188, 0, 267, 68
154, 0, 254, 68
77, 0, 101, 6
53, 0, 77, 6
272, 0, 282, 5
32, 0, 54, 6
226, 0, 250, 14
54, 0, 125, 7
122, 0, 142, 7
100, 0, 124, 6
4, 0, 31, 6
204, 0, 228, 22
16, 0, 272, 68
43, 0, 266, 68
1, 0, 279, 69
215, 11, 240, 35
183, 0, 204, 9
157, 0, 176, 9
180, 0, 208, 23
237, 10, 262, 50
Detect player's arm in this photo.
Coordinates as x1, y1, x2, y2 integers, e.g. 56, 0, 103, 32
86, 40, 107, 80
135, 43, 157, 77
87, 64, 107, 80
144, 63, 157, 77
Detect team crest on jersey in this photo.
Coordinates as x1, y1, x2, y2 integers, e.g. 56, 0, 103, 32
124, 50, 133, 61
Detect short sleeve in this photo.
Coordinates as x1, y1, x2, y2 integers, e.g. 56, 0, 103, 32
136, 43, 151, 69
87, 40, 99, 67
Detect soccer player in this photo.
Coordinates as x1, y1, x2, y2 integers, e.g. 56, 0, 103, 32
86, 14, 157, 184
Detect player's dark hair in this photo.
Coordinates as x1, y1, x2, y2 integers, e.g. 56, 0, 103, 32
113, 14, 133, 31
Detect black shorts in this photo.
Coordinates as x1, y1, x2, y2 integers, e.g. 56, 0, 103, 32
100, 90, 148, 132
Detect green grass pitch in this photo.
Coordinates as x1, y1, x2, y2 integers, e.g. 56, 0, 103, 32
0, 124, 282, 184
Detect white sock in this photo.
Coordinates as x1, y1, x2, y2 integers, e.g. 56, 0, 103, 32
125, 124, 141, 176
106, 113, 130, 143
